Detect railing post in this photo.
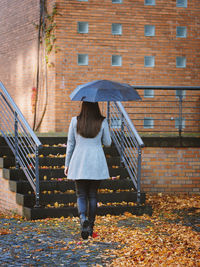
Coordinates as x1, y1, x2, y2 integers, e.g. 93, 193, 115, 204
34, 146, 40, 208
107, 101, 110, 127
14, 112, 19, 169
137, 147, 142, 204
120, 112, 124, 166
178, 90, 183, 144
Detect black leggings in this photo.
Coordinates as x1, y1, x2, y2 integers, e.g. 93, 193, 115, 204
75, 180, 101, 224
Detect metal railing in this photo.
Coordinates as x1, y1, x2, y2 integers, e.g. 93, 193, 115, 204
125, 86, 200, 137
107, 101, 144, 204
0, 82, 42, 207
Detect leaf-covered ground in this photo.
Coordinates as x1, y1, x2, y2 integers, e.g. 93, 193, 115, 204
0, 193, 199, 266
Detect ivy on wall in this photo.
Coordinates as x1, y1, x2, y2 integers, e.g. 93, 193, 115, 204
44, 3, 58, 65
32, 1, 60, 131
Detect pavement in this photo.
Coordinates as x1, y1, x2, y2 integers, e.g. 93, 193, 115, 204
0, 195, 199, 266
0, 215, 123, 266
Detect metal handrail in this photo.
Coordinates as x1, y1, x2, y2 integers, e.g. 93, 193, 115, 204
132, 85, 200, 90
107, 101, 144, 204
116, 102, 144, 147
125, 87, 200, 137
0, 81, 42, 207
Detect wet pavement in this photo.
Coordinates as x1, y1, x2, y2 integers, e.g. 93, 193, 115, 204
0, 216, 120, 266
0, 202, 199, 266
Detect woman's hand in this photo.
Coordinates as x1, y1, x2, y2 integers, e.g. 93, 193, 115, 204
64, 167, 68, 176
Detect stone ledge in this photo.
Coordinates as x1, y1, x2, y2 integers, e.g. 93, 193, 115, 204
142, 137, 200, 147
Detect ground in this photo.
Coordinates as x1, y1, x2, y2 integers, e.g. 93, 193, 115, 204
0, 194, 199, 266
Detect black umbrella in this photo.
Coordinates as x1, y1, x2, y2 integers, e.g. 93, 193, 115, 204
70, 80, 141, 102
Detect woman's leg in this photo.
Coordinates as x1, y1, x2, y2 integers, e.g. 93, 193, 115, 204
88, 180, 101, 236
75, 180, 90, 239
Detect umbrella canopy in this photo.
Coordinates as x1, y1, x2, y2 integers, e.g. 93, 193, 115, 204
70, 80, 141, 102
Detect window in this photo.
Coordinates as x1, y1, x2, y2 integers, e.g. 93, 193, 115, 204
144, 56, 155, 67
176, 0, 187, 7
176, 90, 186, 98
176, 57, 186, 68
112, 55, 122, 66
78, 22, 88, 33
112, 23, 122, 35
144, 118, 154, 128
111, 118, 121, 129
144, 89, 154, 98
175, 118, 185, 129
144, 0, 155, 5
176, 26, 187, 38
144, 25, 155, 36
78, 54, 88, 65
112, 0, 122, 3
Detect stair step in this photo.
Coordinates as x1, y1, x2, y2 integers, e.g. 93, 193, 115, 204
38, 156, 121, 167
1, 137, 147, 220
2, 148, 120, 168
16, 192, 145, 208
9, 179, 135, 194
39, 137, 118, 148
0, 147, 14, 157
39, 137, 67, 145
9, 167, 129, 181
39, 145, 119, 156
0, 146, 119, 158
3, 157, 15, 168
23, 204, 152, 220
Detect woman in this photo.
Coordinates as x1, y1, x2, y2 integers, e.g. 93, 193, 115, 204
64, 102, 112, 239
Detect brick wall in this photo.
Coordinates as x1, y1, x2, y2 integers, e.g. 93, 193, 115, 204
0, 0, 200, 132
0, 0, 39, 125
141, 147, 200, 193
0, 0, 56, 132
54, 0, 200, 131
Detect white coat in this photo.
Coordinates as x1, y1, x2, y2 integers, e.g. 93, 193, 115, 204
65, 117, 112, 180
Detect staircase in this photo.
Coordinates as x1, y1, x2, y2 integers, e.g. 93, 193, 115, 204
0, 137, 150, 220
0, 82, 152, 220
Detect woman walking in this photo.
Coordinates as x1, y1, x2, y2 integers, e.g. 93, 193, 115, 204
64, 102, 112, 239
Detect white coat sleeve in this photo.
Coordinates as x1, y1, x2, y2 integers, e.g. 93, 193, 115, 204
65, 118, 76, 167
102, 119, 112, 147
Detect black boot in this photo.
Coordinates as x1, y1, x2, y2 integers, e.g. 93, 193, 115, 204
89, 221, 94, 237
80, 214, 89, 240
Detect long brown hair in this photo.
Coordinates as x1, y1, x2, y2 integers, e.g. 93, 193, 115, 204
77, 102, 105, 138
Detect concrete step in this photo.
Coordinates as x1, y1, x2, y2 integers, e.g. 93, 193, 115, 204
9, 179, 135, 194
9, 167, 129, 181
39, 145, 119, 156
0, 136, 146, 220
23, 204, 153, 220
2, 156, 122, 168
16, 191, 145, 208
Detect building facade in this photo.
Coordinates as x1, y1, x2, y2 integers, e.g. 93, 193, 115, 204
0, 0, 200, 132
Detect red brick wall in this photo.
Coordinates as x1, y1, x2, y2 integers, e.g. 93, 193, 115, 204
54, 0, 200, 131
142, 147, 200, 193
0, 0, 57, 132
0, 0, 200, 132
0, 0, 39, 125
